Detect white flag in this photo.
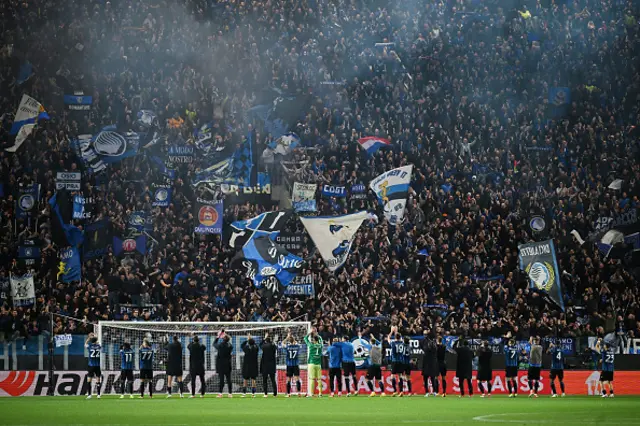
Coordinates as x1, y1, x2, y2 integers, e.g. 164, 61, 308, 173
10, 273, 35, 306
5, 123, 36, 153
300, 211, 368, 271
292, 182, 317, 212
369, 165, 413, 225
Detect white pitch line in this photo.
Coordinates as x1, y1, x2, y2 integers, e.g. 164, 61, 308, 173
472, 414, 640, 424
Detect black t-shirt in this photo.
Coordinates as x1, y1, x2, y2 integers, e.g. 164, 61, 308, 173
167, 341, 182, 367
188, 342, 206, 371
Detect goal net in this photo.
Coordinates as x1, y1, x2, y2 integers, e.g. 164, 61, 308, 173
96, 321, 311, 396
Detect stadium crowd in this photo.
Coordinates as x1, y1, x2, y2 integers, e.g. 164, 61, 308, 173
0, 0, 639, 347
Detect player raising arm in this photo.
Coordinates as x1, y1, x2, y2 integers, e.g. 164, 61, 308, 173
504, 333, 519, 398
326, 337, 343, 397
139, 339, 154, 398
339, 336, 357, 396
304, 327, 323, 397
282, 331, 302, 397
387, 326, 404, 396
85, 333, 102, 399
528, 337, 543, 398
367, 334, 385, 397
596, 339, 615, 398
547, 342, 565, 397
119, 342, 135, 399
241, 334, 259, 398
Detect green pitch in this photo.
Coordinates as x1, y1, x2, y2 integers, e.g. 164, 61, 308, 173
1, 395, 639, 425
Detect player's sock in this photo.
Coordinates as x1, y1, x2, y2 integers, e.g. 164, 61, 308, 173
399, 378, 404, 394
602, 388, 607, 396
149, 381, 153, 397
551, 382, 557, 395
168, 382, 172, 395
433, 378, 439, 394
252, 387, 256, 395
507, 380, 512, 394
441, 377, 447, 394
345, 377, 351, 393
560, 382, 565, 393
368, 380, 374, 392
534, 381, 539, 394
460, 383, 465, 397
468, 379, 473, 396
487, 382, 492, 395
609, 389, 614, 395
378, 381, 384, 393
407, 380, 412, 394
141, 381, 145, 397
423, 377, 429, 393
121, 380, 126, 395
179, 381, 184, 395
286, 382, 291, 395
391, 378, 397, 393
96, 381, 101, 396
478, 382, 485, 394
297, 381, 301, 394
128, 382, 133, 395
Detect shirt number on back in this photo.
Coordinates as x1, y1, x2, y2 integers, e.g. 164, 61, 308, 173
90, 349, 100, 358
556, 351, 562, 361
125, 353, 132, 363
288, 350, 298, 359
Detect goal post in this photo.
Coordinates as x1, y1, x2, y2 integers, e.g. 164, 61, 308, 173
96, 321, 311, 395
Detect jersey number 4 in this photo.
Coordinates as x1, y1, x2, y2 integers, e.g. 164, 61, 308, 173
556, 352, 562, 361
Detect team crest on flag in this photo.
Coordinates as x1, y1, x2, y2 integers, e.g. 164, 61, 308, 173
152, 184, 172, 207
194, 199, 223, 234
369, 165, 413, 225
300, 211, 368, 271
518, 240, 564, 311
10, 273, 35, 306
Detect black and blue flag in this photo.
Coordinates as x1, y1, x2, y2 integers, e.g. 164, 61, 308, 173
49, 191, 84, 247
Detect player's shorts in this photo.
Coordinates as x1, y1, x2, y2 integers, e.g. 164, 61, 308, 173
600, 370, 614, 382
391, 362, 404, 375
121, 369, 134, 382
403, 363, 412, 374
367, 365, 382, 380
342, 362, 356, 376
549, 369, 564, 381
167, 368, 183, 377
528, 366, 541, 381
308, 364, 321, 381
243, 373, 257, 380
87, 366, 102, 378
505, 366, 518, 378
438, 363, 447, 376
477, 369, 492, 382
140, 369, 153, 380
286, 366, 300, 377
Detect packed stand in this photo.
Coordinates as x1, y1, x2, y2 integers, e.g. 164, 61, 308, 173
0, 0, 639, 346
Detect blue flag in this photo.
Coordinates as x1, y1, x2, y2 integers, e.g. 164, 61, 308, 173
64, 95, 93, 111
83, 219, 110, 260
321, 184, 346, 198
16, 183, 40, 218
232, 236, 303, 298
113, 235, 147, 256
48, 192, 84, 247
152, 184, 172, 207
227, 211, 291, 249
58, 246, 81, 282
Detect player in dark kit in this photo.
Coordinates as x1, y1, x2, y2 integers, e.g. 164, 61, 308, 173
260, 332, 278, 397
421, 331, 439, 397
387, 326, 405, 396
339, 336, 357, 396
367, 334, 385, 397
139, 339, 154, 398
477, 341, 493, 397
402, 336, 413, 395
241, 335, 259, 398
166, 336, 184, 398
436, 336, 448, 396
547, 343, 565, 397
85, 333, 102, 399
282, 331, 302, 397
596, 339, 615, 398
119, 342, 135, 399
188, 336, 206, 398
327, 337, 343, 397
214, 330, 233, 397
504, 334, 520, 398
528, 337, 543, 398
454, 339, 473, 398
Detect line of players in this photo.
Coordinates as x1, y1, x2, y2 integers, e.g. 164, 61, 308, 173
83, 328, 617, 399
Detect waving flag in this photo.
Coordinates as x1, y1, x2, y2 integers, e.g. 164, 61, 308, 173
358, 137, 391, 156
192, 130, 254, 187
232, 236, 303, 300
369, 165, 413, 225
58, 246, 81, 282
6, 95, 50, 153
137, 110, 158, 128
518, 240, 564, 311
300, 211, 368, 271
49, 191, 84, 247
271, 132, 300, 155
71, 126, 140, 173
227, 211, 291, 249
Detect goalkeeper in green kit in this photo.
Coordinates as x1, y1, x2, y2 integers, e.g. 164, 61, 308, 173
304, 327, 324, 398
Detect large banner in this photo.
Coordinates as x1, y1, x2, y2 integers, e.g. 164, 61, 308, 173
9, 274, 35, 306
292, 182, 316, 212
518, 239, 564, 311
369, 165, 412, 225
194, 199, 223, 234
2, 370, 639, 396
283, 274, 314, 297
300, 211, 368, 271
